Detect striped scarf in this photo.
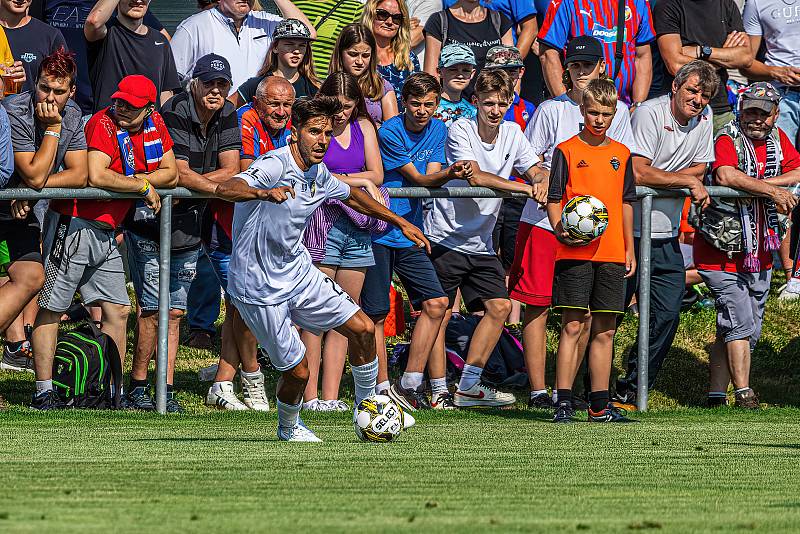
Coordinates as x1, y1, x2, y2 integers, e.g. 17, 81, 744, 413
116, 116, 164, 177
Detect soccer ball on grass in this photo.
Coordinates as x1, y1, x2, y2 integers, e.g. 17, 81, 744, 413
353, 394, 414, 442
560, 195, 609, 244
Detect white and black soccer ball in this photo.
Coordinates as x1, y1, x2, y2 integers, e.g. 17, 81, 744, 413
560, 194, 609, 244
353, 394, 414, 443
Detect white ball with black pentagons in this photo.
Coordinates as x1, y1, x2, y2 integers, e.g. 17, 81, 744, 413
560, 194, 609, 244
353, 394, 413, 442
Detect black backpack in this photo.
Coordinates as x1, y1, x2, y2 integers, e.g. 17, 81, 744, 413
52, 322, 123, 409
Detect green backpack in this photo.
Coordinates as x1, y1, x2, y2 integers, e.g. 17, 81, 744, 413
52, 322, 123, 409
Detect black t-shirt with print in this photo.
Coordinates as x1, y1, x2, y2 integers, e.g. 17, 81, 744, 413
653, 0, 744, 115
423, 8, 513, 72
87, 16, 180, 113
236, 73, 317, 104
4, 18, 66, 94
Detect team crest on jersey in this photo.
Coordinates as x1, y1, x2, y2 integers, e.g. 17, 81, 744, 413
610, 156, 620, 171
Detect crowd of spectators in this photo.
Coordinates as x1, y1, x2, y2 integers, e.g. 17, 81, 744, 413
0, 0, 797, 417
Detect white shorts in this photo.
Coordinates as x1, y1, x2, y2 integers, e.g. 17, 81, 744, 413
231, 267, 361, 371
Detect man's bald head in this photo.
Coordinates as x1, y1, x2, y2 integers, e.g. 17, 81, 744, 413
253, 76, 295, 134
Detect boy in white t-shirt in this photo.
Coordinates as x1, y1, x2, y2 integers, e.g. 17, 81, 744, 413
424, 69, 547, 408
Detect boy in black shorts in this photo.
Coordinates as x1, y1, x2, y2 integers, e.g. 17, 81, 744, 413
424, 69, 547, 408
546, 79, 636, 423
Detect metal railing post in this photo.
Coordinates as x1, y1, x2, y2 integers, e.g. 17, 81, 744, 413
155, 196, 173, 414
636, 194, 653, 412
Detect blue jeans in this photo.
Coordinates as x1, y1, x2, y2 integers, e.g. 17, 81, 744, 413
778, 88, 800, 144
187, 248, 222, 333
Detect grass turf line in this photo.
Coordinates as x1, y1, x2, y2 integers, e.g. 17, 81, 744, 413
1, 408, 799, 532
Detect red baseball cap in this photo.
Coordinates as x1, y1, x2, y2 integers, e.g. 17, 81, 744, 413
111, 75, 157, 108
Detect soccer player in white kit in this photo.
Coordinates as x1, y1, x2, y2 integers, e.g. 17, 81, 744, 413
215, 97, 441, 442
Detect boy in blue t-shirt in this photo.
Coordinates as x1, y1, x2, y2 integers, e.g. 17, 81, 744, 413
362, 72, 473, 411
433, 43, 477, 127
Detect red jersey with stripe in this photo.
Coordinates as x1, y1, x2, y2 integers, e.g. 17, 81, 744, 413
538, 0, 656, 104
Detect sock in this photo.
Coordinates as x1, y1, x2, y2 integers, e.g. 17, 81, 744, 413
589, 390, 610, 413
210, 381, 230, 394
4, 340, 23, 352
457, 364, 483, 392
375, 380, 390, 395
556, 389, 572, 406
530, 389, 548, 398
400, 371, 424, 391
430, 377, 448, 395
129, 379, 148, 391
351, 358, 378, 404
734, 387, 751, 395
708, 391, 727, 398
241, 367, 262, 380
35, 379, 53, 394
277, 399, 302, 430
167, 384, 174, 393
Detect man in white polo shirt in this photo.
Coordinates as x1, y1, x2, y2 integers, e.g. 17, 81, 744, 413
170, 0, 316, 93
615, 60, 718, 408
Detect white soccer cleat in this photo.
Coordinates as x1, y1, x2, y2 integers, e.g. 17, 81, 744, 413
241, 371, 270, 411
206, 382, 249, 411
453, 382, 516, 408
277, 420, 323, 442
302, 399, 327, 411
402, 410, 415, 429
323, 399, 350, 412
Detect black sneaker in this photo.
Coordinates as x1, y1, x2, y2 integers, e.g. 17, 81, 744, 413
166, 391, 185, 414
734, 388, 760, 410
707, 395, 728, 408
31, 389, 65, 410
588, 403, 636, 423
553, 401, 575, 423
387, 382, 431, 412
571, 396, 589, 411
126, 386, 156, 411
528, 392, 553, 409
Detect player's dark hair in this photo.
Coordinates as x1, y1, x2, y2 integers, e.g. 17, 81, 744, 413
474, 69, 513, 103
291, 96, 343, 128
38, 47, 77, 86
401, 72, 440, 102
318, 72, 371, 125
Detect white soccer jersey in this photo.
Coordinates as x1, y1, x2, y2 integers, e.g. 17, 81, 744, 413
522, 94, 634, 230
228, 146, 351, 305
424, 118, 539, 255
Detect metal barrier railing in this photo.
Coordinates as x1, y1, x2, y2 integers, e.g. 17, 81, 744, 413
0, 185, 766, 413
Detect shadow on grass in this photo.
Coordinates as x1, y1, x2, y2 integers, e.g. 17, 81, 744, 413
125, 437, 272, 443
720, 442, 800, 450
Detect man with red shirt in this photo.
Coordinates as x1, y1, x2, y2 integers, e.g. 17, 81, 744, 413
31, 74, 177, 409
694, 82, 800, 409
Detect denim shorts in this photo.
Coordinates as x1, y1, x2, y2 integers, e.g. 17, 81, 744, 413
126, 232, 199, 311
320, 216, 375, 268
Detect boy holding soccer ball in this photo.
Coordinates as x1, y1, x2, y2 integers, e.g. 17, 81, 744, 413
546, 78, 636, 423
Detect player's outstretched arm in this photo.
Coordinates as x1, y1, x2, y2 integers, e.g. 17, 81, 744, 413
214, 178, 295, 203
343, 187, 431, 253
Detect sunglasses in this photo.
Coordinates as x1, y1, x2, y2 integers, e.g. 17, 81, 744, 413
375, 8, 403, 25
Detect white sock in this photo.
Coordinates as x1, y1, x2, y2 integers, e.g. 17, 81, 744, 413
240, 368, 262, 380
351, 358, 378, 404
530, 389, 548, 398
375, 380, 390, 395
430, 377, 448, 395
35, 380, 52, 394
735, 387, 751, 395
400, 371, 424, 390
277, 399, 301, 430
458, 364, 483, 392
552, 391, 558, 403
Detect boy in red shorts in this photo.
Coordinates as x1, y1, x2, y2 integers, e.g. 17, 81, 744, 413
546, 79, 637, 423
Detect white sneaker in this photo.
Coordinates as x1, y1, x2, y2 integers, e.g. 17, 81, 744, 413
277, 420, 322, 442
453, 382, 516, 408
302, 399, 325, 411
206, 382, 249, 411
779, 280, 800, 301
323, 399, 350, 412
241, 371, 270, 411
431, 391, 456, 410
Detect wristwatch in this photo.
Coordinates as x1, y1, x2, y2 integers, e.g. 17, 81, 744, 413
699, 45, 713, 61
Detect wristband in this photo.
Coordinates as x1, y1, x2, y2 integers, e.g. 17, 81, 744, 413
43, 130, 60, 140
138, 178, 151, 196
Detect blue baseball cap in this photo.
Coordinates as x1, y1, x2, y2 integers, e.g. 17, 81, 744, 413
438, 43, 477, 68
